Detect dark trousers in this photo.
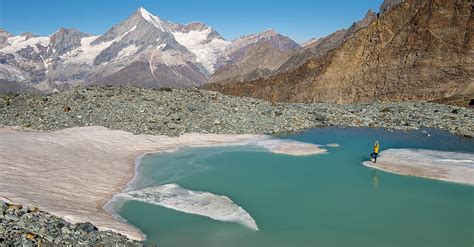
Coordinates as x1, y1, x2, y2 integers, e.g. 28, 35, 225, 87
370, 152, 378, 163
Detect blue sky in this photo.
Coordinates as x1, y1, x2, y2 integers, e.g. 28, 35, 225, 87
0, 0, 383, 43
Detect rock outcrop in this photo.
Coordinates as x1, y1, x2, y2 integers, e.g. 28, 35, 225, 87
0, 201, 141, 246
207, 0, 473, 105
275, 10, 377, 75
208, 39, 296, 84
0, 29, 10, 49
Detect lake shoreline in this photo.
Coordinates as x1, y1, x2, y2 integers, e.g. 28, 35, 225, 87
0, 126, 324, 243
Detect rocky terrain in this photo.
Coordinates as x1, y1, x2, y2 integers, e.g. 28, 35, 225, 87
209, 38, 297, 85
274, 10, 378, 75
0, 86, 472, 245
208, 29, 301, 84
0, 86, 472, 137
207, 0, 474, 105
0, 200, 141, 246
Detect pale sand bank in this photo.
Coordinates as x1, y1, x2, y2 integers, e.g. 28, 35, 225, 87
363, 149, 474, 186
0, 126, 325, 241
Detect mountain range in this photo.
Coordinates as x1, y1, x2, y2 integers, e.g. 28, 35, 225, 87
0, 7, 301, 92
1, 0, 472, 106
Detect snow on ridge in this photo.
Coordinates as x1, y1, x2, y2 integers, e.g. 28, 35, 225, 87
61, 25, 137, 66
226, 29, 280, 54
117, 44, 139, 59
234, 29, 278, 44
139, 7, 171, 32
60, 36, 107, 65
172, 27, 230, 74
1, 35, 50, 54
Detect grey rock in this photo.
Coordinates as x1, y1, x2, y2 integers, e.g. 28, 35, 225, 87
5, 214, 19, 221
49, 28, 89, 55
76, 222, 97, 233
0, 86, 471, 137
0, 200, 142, 246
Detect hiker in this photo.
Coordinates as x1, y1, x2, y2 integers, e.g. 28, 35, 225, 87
370, 141, 380, 163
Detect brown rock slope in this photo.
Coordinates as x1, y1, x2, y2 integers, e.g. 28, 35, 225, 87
209, 41, 295, 85
206, 0, 473, 104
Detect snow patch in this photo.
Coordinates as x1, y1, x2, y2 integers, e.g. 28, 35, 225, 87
173, 28, 230, 74
61, 25, 137, 66
117, 45, 139, 59
116, 183, 258, 230
1, 35, 50, 54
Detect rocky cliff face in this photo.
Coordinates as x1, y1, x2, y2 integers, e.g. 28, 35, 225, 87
380, 0, 405, 14
207, 0, 473, 105
0, 29, 11, 49
275, 10, 377, 74
208, 40, 295, 84
208, 30, 300, 84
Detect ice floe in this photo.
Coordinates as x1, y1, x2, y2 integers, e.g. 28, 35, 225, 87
363, 149, 474, 185
250, 138, 327, 156
116, 183, 258, 230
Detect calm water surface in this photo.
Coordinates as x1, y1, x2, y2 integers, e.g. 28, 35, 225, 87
118, 128, 474, 247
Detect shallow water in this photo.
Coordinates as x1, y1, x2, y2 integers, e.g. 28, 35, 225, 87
117, 128, 474, 247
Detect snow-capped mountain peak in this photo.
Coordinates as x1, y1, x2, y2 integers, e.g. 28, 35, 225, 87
137, 7, 172, 32
0, 7, 301, 92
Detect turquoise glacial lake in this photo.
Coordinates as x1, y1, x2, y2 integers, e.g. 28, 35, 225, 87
117, 128, 474, 247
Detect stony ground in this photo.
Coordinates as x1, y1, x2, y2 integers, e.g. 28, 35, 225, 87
0, 201, 141, 246
0, 86, 472, 245
0, 86, 472, 137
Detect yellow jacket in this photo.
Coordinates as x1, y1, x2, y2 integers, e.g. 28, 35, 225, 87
374, 144, 379, 153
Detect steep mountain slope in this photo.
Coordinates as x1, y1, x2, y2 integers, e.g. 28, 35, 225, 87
208, 40, 295, 84
221, 29, 300, 65
301, 38, 321, 48
275, 10, 377, 74
171, 22, 230, 75
0, 29, 11, 49
82, 7, 209, 88
207, 0, 473, 104
208, 30, 300, 84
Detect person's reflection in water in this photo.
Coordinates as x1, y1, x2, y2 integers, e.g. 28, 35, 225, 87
371, 170, 379, 188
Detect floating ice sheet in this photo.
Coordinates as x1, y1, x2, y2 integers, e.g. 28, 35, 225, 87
117, 183, 258, 230
363, 149, 474, 185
